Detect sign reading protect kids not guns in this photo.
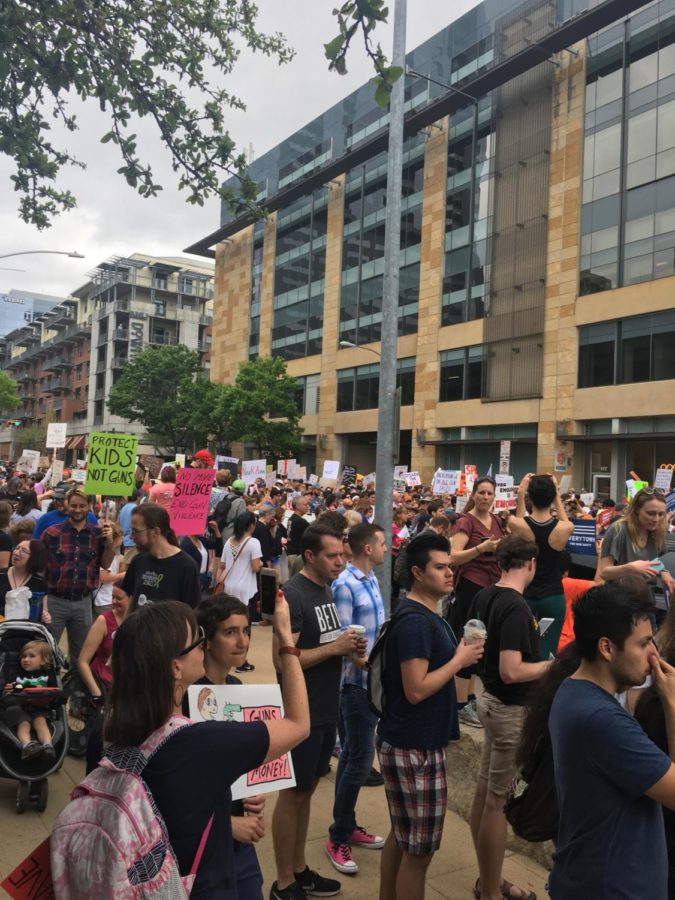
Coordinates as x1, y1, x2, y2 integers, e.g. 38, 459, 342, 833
187, 683, 296, 798
85, 432, 139, 496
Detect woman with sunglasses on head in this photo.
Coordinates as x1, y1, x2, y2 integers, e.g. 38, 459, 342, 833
97, 596, 309, 899
596, 487, 675, 599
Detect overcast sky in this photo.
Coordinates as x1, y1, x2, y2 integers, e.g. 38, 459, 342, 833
0, 1, 478, 300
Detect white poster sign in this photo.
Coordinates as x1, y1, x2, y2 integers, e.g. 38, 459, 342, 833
363, 473, 376, 488
394, 465, 408, 480
455, 494, 469, 514
322, 460, 341, 480
559, 475, 572, 494
187, 683, 296, 799
51, 459, 64, 484
18, 450, 40, 473
494, 485, 518, 510
655, 468, 674, 492
405, 471, 422, 487
71, 469, 86, 483
242, 459, 267, 486
431, 469, 460, 495
308, 474, 319, 486
495, 474, 514, 489
46, 422, 67, 449
277, 459, 297, 477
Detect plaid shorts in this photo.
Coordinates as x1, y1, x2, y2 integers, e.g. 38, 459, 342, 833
376, 739, 447, 855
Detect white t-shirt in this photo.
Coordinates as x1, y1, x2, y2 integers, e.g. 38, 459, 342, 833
220, 537, 262, 605
96, 554, 121, 608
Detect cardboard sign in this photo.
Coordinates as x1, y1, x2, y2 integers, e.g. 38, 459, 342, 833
308, 474, 319, 486
17, 450, 40, 474
84, 433, 138, 496
187, 683, 296, 798
431, 469, 460, 495
322, 460, 341, 481
494, 485, 518, 510
294, 466, 307, 482
405, 471, 421, 487
242, 459, 266, 486
170, 468, 216, 536
626, 479, 648, 499
567, 518, 598, 556
51, 459, 64, 484
363, 472, 376, 488
341, 465, 357, 486
655, 468, 674, 492
394, 465, 408, 480
559, 475, 572, 494
46, 422, 67, 449
455, 494, 469, 513
1, 837, 54, 899
277, 458, 297, 477
70, 469, 86, 483
139, 454, 166, 480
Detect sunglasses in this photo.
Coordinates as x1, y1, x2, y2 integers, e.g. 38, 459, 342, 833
177, 625, 206, 657
637, 488, 666, 499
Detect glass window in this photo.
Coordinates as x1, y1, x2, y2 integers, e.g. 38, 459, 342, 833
627, 108, 657, 163
658, 99, 675, 152
337, 371, 354, 412
620, 317, 651, 382
578, 322, 616, 387
594, 123, 622, 175
439, 350, 464, 401
652, 310, 675, 380
630, 49, 658, 92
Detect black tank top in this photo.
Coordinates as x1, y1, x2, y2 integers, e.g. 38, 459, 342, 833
523, 516, 564, 599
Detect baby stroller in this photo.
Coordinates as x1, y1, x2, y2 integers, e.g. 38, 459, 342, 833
0, 621, 69, 813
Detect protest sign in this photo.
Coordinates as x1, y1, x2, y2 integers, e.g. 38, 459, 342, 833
580, 492, 595, 508
626, 479, 648, 499
46, 422, 67, 449
394, 465, 408, 480
499, 441, 511, 475
187, 683, 296, 798
51, 459, 64, 485
431, 469, 460, 495
405, 471, 421, 487
322, 460, 341, 480
17, 450, 40, 474
341, 465, 357, 486
1, 837, 53, 899
559, 475, 572, 494
84, 433, 138, 496
495, 474, 514, 489
175, 453, 186, 468
393, 478, 406, 492
554, 449, 568, 473
170, 468, 216, 536
295, 466, 307, 482
242, 459, 266, 486
363, 473, 376, 488
667, 490, 675, 514
455, 494, 469, 513
494, 485, 518, 510
277, 459, 297, 477
655, 468, 674, 492
567, 519, 598, 556
215, 455, 239, 478
308, 474, 319, 486
265, 473, 277, 489
70, 469, 86, 483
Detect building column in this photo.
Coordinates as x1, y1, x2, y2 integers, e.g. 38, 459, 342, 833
212, 228, 253, 385
538, 44, 586, 484
411, 117, 449, 484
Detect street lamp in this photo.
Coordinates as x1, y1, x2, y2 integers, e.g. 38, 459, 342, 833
339, 340, 381, 358
0, 250, 85, 260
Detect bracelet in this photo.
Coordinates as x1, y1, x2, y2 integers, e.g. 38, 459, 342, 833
279, 646, 301, 657
475, 545, 482, 556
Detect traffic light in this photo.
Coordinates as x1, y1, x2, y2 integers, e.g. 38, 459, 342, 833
14, 421, 20, 427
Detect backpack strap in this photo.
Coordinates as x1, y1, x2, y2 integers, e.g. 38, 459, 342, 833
102, 715, 194, 775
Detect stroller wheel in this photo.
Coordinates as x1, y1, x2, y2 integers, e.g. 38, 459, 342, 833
36, 779, 48, 812
16, 781, 29, 814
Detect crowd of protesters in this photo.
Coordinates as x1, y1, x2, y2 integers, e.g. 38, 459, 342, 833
3, 451, 675, 899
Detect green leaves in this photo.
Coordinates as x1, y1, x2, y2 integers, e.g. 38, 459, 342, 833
0, 0, 294, 227
0, 372, 20, 414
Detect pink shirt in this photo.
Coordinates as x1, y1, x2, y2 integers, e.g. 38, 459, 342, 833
148, 482, 175, 511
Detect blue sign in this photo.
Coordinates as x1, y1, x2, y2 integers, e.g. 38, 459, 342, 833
567, 519, 597, 556
667, 490, 675, 514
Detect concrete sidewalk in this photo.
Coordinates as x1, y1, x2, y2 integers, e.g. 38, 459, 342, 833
0, 623, 549, 899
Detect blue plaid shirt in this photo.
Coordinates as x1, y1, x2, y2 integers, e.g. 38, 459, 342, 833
332, 562, 385, 689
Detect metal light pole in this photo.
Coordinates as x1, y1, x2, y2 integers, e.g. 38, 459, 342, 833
373, 0, 407, 616
0, 250, 85, 260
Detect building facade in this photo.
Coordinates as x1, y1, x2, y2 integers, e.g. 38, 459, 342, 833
192, 0, 675, 499
1, 254, 214, 461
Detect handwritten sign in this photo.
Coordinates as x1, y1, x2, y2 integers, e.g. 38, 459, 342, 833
277, 458, 297, 477
341, 465, 357, 486
431, 469, 460, 495
187, 683, 296, 798
46, 423, 67, 449
170, 468, 215, 536
655, 468, 674, 492
494, 485, 518, 510
70, 469, 86, 483
51, 459, 64, 484
84, 433, 138, 496
394, 465, 408, 480
322, 460, 341, 480
308, 474, 319, 486
17, 450, 40, 474
495, 474, 514, 489
405, 471, 421, 487
242, 459, 266, 486
1, 837, 54, 899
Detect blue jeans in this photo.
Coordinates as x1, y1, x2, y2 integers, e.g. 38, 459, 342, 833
329, 684, 378, 844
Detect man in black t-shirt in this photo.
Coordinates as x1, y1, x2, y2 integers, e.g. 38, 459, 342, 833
286, 494, 311, 559
121, 505, 201, 608
468, 536, 551, 900
270, 522, 361, 900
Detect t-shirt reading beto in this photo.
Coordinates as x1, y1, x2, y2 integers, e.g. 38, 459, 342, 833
122, 549, 201, 608
377, 599, 460, 750
144, 720, 268, 900
549, 678, 671, 900
473, 585, 540, 705
284, 572, 342, 726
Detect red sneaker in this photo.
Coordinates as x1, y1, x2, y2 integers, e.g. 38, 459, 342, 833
324, 839, 358, 874
349, 826, 385, 849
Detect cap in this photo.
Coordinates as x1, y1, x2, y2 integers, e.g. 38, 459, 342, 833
193, 449, 214, 467
232, 479, 246, 493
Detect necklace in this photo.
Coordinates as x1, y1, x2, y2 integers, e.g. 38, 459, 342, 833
8, 567, 30, 590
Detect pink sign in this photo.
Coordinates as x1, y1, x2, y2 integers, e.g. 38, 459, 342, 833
170, 468, 216, 536
243, 705, 292, 785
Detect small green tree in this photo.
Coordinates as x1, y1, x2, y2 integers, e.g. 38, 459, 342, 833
13, 424, 46, 458
0, 372, 20, 414
225, 356, 304, 455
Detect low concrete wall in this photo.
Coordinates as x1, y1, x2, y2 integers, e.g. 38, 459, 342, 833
446, 728, 553, 871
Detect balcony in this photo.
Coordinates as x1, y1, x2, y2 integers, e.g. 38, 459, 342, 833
199, 314, 213, 326
94, 388, 106, 400
43, 355, 72, 372
148, 333, 178, 346
197, 341, 212, 352
93, 415, 103, 426
111, 356, 127, 369
96, 359, 107, 373
113, 328, 129, 340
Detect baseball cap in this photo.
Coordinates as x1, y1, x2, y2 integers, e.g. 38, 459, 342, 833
232, 479, 246, 493
193, 449, 214, 466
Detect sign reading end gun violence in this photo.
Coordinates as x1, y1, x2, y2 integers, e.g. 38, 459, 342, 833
170, 468, 216, 536
84, 432, 139, 496
187, 683, 296, 798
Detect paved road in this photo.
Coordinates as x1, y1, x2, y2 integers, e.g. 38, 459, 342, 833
0, 624, 548, 899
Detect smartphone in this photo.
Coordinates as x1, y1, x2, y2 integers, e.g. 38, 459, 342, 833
651, 559, 666, 573
538, 617, 555, 636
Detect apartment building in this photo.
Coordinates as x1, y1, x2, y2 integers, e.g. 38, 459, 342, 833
187, 0, 675, 499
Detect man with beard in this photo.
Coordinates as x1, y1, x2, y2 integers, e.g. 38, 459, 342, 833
549, 582, 675, 900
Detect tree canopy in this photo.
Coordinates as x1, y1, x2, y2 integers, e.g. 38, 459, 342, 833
0, 0, 293, 228
0, 372, 20, 414
107, 346, 303, 456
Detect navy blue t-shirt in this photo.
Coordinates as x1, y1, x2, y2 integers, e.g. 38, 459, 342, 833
377, 599, 459, 750
549, 678, 671, 899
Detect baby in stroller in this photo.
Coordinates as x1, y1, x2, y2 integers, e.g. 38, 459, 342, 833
1, 639, 58, 759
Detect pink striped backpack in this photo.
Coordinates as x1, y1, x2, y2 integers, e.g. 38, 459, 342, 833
50, 716, 213, 899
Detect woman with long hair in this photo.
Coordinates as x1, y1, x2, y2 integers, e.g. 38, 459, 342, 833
0, 539, 49, 621
68, 598, 310, 899
217, 512, 262, 673
10, 490, 42, 524
0, 500, 12, 567
596, 487, 675, 600
450, 476, 505, 726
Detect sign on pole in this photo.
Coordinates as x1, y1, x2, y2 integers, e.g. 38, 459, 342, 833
46, 422, 67, 449
170, 468, 216, 536
187, 683, 296, 799
84, 432, 139, 496
322, 460, 341, 481
242, 459, 266, 486
499, 441, 511, 475
51, 459, 64, 484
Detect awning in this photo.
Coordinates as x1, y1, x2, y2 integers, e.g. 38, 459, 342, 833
65, 435, 87, 450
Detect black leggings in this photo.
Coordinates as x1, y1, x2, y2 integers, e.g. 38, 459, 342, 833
448, 577, 486, 680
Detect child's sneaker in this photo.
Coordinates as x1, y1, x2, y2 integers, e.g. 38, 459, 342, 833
42, 742, 56, 758
324, 839, 358, 875
21, 741, 41, 760
349, 826, 385, 849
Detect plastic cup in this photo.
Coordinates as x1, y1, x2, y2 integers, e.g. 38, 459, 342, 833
350, 624, 367, 657
463, 619, 487, 645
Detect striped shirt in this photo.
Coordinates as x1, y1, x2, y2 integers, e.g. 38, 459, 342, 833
332, 562, 385, 689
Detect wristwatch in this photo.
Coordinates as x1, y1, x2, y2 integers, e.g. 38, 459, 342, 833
278, 646, 301, 657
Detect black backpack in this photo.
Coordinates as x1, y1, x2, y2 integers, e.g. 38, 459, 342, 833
504, 731, 558, 843
367, 604, 445, 718
212, 493, 234, 531
392, 539, 412, 589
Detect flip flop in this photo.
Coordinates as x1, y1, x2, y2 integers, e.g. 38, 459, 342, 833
501, 880, 537, 900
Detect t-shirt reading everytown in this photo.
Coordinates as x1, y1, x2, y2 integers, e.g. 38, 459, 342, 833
121, 549, 201, 608
284, 571, 342, 725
